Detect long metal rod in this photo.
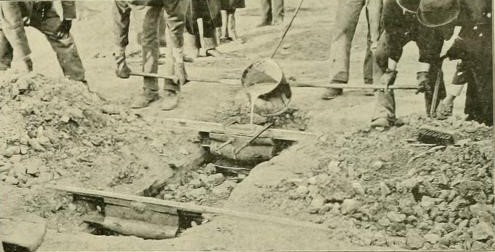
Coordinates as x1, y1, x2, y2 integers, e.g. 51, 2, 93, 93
234, 122, 274, 155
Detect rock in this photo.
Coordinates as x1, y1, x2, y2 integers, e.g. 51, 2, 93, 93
327, 160, 340, 173
307, 176, 317, 185
316, 174, 330, 185
188, 179, 203, 189
471, 241, 488, 250
5, 176, 19, 185
295, 185, 309, 196
341, 199, 361, 215
212, 184, 231, 198
187, 187, 207, 200
3, 146, 20, 158
309, 196, 325, 214
421, 196, 436, 210
380, 182, 390, 197
406, 229, 426, 250
424, 233, 441, 244
205, 173, 225, 186
19, 146, 28, 155
352, 182, 365, 196
320, 203, 333, 213
387, 211, 406, 223
471, 222, 495, 241
371, 160, 384, 169
204, 163, 216, 175
28, 139, 45, 152
378, 216, 391, 227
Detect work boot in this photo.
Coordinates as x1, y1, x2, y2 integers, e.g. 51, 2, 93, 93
370, 117, 391, 129
114, 51, 131, 79
161, 90, 179, 111
206, 48, 225, 58
130, 89, 159, 109
321, 87, 343, 100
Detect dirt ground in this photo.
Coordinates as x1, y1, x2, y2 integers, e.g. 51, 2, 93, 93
0, 0, 493, 251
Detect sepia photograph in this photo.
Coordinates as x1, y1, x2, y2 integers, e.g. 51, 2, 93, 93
0, 0, 493, 251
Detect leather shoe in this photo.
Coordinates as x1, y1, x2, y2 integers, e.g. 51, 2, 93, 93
321, 88, 343, 100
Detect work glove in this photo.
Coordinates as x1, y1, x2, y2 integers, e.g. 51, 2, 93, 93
23, 17, 31, 26
416, 71, 431, 94
56, 19, 72, 39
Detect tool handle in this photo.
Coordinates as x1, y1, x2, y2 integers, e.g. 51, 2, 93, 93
292, 83, 418, 90
270, 0, 305, 58
234, 122, 274, 155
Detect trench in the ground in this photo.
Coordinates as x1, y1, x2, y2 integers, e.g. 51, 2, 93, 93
82, 131, 294, 239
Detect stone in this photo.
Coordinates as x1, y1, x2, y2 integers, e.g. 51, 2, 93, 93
212, 185, 231, 199
352, 182, 365, 196
307, 176, 317, 185
380, 182, 390, 197
320, 203, 333, 213
187, 187, 207, 200
387, 211, 406, 223
3, 146, 20, 158
327, 160, 340, 173
471, 222, 495, 241
5, 176, 19, 185
341, 199, 361, 215
371, 160, 384, 169
406, 229, 426, 250
309, 196, 325, 214
421, 196, 436, 210
295, 185, 309, 196
204, 163, 216, 175
471, 241, 488, 250
189, 179, 203, 189
205, 173, 225, 186
424, 233, 441, 244
378, 216, 391, 227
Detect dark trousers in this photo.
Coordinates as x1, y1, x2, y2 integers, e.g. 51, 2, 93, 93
259, 0, 284, 25
373, 0, 445, 121
0, 4, 85, 81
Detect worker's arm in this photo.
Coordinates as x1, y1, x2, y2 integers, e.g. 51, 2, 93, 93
56, 1, 76, 39
0, 2, 32, 72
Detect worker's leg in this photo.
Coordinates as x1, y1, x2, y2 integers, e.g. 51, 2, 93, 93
258, 0, 272, 26
364, 0, 382, 85
322, 0, 365, 100
129, 5, 163, 108
0, 31, 13, 70
0, 2, 32, 72
34, 10, 85, 81
112, 0, 132, 78
371, 30, 408, 127
270, 0, 284, 25
161, 0, 188, 110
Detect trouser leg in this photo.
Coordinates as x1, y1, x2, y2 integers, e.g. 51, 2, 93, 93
112, 0, 131, 51
0, 30, 13, 70
202, 15, 218, 50
0, 2, 32, 65
372, 31, 406, 122
34, 12, 85, 81
259, 0, 272, 25
271, 0, 284, 25
227, 9, 238, 39
415, 25, 445, 117
163, 0, 187, 91
140, 5, 163, 92
328, 0, 365, 83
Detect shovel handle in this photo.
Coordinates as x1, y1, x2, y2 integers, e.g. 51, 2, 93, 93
270, 0, 305, 58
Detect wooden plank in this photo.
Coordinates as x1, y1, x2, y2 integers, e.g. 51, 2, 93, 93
105, 204, 179, 227
105, 198, 178, 215
49, 185, 328, 231
209, 133, 275, 146
162, 118, 314, 142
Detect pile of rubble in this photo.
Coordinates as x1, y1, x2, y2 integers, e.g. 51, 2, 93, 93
157, 163, 244, 206
270, 115, 494, 250
214, 95, 310, 131
0, 72, 150, 188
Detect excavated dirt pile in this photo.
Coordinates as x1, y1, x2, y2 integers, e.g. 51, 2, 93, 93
0, 72, 198, 218
270, 115, 494, 250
